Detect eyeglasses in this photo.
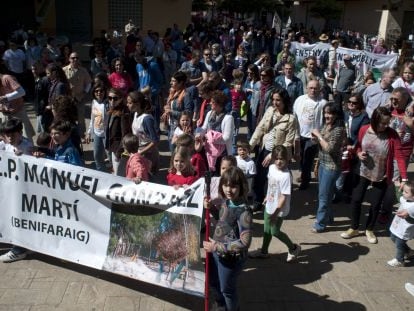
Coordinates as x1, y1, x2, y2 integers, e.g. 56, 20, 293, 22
108, 96, 120, 101
70, 56, 79, 60
94, 89, 104, 93
348, 100, 358, 104
204, 54, 211, 56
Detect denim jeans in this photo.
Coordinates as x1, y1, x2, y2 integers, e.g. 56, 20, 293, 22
210, 252, 246, 311
314, 164, 340, 231
92, 133, 108, 172
390, 233, 410, 262
351, 176, 387, 231
299, 137, 318, 186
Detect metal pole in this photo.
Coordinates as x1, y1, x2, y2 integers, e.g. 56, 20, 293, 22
204, 171, 212, 311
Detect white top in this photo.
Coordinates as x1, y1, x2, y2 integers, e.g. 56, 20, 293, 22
392, 77, 414, 96
265, 165, 292, 216
2, 137, 33, 155
88, 99, 106, 137
201, 111, 235, 156
293, 94, 325, 138
390, 197, 414, 240
236, 155, 256, 177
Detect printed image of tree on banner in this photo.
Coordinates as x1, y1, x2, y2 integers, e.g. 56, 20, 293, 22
103, 210, 204, 295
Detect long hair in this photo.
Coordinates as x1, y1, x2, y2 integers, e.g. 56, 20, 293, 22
323, 102, 344, 127
168, 146, 195, 176
218, 166, 249, 202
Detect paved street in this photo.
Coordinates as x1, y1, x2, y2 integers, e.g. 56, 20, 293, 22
0, 102, 413, 310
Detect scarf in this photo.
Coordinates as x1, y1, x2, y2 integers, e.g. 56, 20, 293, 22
207, 111, 225, 132
167, 88, 186, 109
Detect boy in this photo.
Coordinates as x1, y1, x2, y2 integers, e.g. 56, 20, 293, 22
235, 139, 256, 201
0, 117, 33, 155
388, 181, 414, 267
49, 120, 83, 166
0, 118, 33, 262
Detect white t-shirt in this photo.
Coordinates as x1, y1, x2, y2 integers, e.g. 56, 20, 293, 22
236, 155, 257, 195
390, 197, 414, 240
293, 94, 325, 138
265, 165, 292, 216
236, 155, 256, 177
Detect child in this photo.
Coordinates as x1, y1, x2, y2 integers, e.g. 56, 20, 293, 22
171, 110, 193, 146
235, 139, 256, 200
0, 118, 33, 263
175, 133, 207, 180
388, 181, 414, 267
203, 166, 252, 311
166, 146, 198, 187
49, 120, 83, 166
35, 132, 54, 158
249, 145, 301, 262
0, 118, 33, 155
230, 78, 246, 154
122, 133, 151, 183
392, 62, 414, 97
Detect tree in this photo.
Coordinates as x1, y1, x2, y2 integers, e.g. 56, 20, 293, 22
309, 0, 342, 30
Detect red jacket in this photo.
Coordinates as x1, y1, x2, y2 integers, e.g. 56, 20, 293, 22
356, 125, 407, 183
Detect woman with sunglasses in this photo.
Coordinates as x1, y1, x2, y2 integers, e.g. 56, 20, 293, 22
104, 88, 132, 176
86, 83, 110, 172
333, 94, 369, 203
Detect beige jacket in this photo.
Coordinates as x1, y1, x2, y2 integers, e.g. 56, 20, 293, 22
249, 106, 298, 152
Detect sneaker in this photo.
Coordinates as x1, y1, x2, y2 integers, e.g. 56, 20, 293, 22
0, 250, 27, 263
365, 230, 378, 244
248, 249, 270, 259
405, 249, 414, 260
387, 258, 404, 267
286, 244, 301, 262
340, 228, 359, 239
405, 283, 414, 297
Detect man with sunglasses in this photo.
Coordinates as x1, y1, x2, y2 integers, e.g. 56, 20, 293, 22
63, 52, 92, 140
333, 54, 357, 112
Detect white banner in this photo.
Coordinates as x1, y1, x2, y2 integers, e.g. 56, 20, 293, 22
0, 151, 205, 296
290, 42, 331, 71
336, 46, 398, 77
290, 42, 398, 75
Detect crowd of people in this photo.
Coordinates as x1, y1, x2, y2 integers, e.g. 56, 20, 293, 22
1, 19, 414, 309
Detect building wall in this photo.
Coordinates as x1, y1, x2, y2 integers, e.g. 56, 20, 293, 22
291, 0, 414, 40
36, 0, 191, 40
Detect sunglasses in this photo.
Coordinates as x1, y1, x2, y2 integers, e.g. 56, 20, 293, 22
348, 100, 358, 104
94, 89, 104, 93
108, 96, 120, 101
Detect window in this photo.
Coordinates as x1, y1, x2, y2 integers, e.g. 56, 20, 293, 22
109, 0, 142, 33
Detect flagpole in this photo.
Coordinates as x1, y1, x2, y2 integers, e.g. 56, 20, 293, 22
204, 171, 212, 311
